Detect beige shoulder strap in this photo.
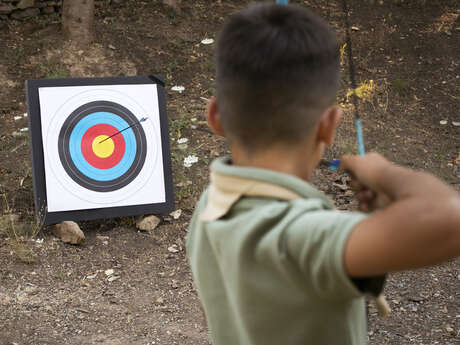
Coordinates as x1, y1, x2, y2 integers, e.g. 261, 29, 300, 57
200, 172, 302, 221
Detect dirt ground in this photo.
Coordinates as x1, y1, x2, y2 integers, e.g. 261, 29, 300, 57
0, 0, 459, 344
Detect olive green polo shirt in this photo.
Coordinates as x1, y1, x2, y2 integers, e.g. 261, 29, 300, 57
186, 157, 370, 345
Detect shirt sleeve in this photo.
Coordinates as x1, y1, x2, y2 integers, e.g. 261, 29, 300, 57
284, 209, 368, 300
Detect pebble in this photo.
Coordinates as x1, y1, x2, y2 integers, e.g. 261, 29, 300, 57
136, 215, 161, 231
53, 221, 85, 245
168, 244, 179, 253
104, 269, 114, 276
169, 209, 182, 220
445, 326, 455, 336
86, 273, 97, 279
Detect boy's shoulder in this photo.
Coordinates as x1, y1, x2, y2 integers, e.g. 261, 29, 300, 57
188, 157, 367, 245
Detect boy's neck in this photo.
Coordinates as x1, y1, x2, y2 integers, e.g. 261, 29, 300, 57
230, 140, 322, 182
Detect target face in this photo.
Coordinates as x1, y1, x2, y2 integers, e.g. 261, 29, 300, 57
58, 101, 147, 192
26, 77, 174, 224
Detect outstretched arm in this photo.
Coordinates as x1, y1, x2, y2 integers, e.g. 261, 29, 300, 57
341, 153, 460, 277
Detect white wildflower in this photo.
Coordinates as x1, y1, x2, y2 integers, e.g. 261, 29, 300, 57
177, 138, 189, 144
14, 116, 22, 121
201, 38, 214, 45
183, 155, 198, 168
171, 86, 185, 93
20, 127, 28, 132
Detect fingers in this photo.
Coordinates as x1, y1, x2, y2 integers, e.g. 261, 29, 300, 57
356, 189, 377, 212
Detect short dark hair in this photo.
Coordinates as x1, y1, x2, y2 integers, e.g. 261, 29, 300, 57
216, 3, 340, 151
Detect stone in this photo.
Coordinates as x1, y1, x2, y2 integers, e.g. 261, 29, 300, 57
16, 0, 35, 9
169, 209, 182, 219
41, 6, 55, 14
104, 269, 114, 276
53, 221, 85, 244
136, 215, 161, 231
10, 8, 40, 20
168, 244, 179, 253
0, 4, 14, 15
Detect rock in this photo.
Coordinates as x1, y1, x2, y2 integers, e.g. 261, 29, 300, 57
86, 273, 97, 279
0, 4, 14, 14
53, 221, 85, 244
136, 215, 161, 231
445, 326, 456, 336
17, 0, 35, 9
168, 244, 179, 253
104, 269, 114, 276
10, 8, 40, 20
169, 209, 182, 220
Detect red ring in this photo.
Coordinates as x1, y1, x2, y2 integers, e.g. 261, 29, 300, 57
81, 124, 125, 169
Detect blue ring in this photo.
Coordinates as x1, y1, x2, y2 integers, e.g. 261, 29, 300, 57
68, 112, 137, 181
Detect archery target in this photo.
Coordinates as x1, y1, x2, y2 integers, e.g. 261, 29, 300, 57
58, 101, 147, 192
38, 84, 166, 212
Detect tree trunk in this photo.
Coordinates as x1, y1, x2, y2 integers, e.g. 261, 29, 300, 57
62, 0, 95, 45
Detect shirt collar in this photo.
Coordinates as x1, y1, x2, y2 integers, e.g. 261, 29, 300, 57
200, 157, 335, 221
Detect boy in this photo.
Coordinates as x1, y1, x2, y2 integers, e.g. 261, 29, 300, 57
186, 4, 460, 345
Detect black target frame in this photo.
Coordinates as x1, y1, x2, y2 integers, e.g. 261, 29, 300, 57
26, 76, 174, 225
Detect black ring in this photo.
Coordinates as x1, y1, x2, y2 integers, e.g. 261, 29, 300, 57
58, 101, 147, 192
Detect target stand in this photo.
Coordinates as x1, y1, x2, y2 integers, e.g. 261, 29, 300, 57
26, 76, 174, 225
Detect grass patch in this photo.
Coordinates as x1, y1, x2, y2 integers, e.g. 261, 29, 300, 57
0, 196, 44, 263
39, 63, 68, 79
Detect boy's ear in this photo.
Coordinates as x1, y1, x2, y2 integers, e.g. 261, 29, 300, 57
206, 97, 225, 136
316, 106, 342, 146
